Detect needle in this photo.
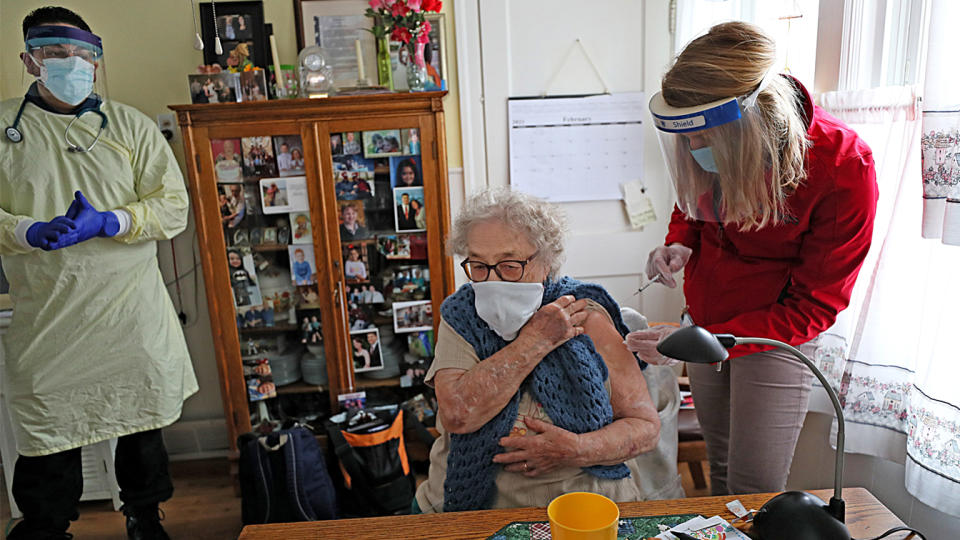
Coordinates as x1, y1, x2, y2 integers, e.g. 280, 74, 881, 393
634, 273, 663, 295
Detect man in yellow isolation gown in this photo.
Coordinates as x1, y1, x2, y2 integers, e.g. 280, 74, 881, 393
0, 6, 197, 539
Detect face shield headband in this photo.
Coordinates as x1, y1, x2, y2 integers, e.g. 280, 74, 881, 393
648, 65, 779, 222
25, 25, 103, 60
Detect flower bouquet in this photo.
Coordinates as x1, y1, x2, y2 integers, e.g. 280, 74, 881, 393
365, 0, 443, 91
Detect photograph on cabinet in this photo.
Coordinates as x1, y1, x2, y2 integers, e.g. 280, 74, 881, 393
227, 247, 263, 308
381, 265, 429, 302
342, 242, 372, 283
238, 69, 268, 102
393, 186, 426, 232
250, 227, 263, 246
400, 331, 434, 388
330, 133, 342, 156
289, 212, 313, 244
392, 300, 433, 333
401, 128, 421, 155
334, 170, 375, 201
218, 184, 246, 229
376, 234, 411, 259
299, 311, 323, 345
333, 153, 374, 172
257, 260, 296, 325
350, 328, 383, 373
236, 302, 275, 329
390, 156, 422, 187
188, 73, 239, 104
338, 391, 367, 412
243, 357, 277, 401
273, 135, 306, 177
241, 136, 277, 177
288, 244, 317, 286
211, 138, 243, 182
262, 227, 278, 244
348, 301, 376, 331
260, 176, 309, 214
296, 283, 322, 308
338, 200, 369, 242
362, 129, 402, 158
346, 283, 385, 305
341, 131, 362, 155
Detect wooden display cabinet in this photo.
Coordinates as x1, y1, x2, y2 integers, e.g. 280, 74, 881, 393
170, 93, 453, 453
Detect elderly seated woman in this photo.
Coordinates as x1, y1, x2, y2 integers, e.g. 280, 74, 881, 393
414, 189, 666, 513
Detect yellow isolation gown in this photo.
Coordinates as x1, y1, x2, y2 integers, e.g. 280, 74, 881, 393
0, 96, 198, 456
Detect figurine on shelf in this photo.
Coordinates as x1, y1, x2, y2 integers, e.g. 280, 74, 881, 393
247, 338, 259, 356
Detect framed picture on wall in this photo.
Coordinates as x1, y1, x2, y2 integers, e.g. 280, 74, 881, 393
294, 0, 377, 89
199, 2, 267, 70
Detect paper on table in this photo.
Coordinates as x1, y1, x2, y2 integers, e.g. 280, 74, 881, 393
622, 179, 657, 229
655, 515, 752, 539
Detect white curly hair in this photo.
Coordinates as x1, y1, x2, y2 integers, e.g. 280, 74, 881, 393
447, 188, 567, 277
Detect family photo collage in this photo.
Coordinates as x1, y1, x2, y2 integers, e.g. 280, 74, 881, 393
333, 128, 434, 386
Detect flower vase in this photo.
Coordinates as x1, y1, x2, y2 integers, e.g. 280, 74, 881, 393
375, 35, 393, 90
406, 42, 429, 92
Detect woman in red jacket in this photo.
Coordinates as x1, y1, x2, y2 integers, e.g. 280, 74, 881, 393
628, 22, 878, 495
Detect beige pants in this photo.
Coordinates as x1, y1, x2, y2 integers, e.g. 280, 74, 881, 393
687, 342, 815, 495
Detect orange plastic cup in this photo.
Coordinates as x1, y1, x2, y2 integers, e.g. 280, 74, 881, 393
547, 492, 620, 540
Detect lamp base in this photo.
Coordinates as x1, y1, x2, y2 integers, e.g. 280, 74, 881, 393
752, 491, 850, 540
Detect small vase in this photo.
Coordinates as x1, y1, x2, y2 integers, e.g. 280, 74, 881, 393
406, 41, 429, 92
375, 34, 393, 90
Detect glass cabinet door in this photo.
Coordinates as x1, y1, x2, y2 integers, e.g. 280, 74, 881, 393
210, 134, 329, 432
327, 127, 435, 402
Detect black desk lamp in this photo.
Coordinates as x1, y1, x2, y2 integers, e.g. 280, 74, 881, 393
658, 326, 851, 540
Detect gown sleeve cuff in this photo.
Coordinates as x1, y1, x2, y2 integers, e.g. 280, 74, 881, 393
14, 218, 36, 249
112, 210, 132, 236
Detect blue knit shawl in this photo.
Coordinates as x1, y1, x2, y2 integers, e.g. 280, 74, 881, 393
440, 276, 645, 512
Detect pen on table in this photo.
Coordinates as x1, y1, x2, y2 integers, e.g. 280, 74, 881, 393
634, 273, 663, 295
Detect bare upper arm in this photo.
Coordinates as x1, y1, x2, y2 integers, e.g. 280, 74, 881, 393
582, 310, 657, 421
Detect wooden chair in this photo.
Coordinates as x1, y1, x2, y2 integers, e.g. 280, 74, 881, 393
677, 368, 709, 490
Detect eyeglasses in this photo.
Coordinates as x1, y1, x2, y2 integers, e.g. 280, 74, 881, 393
31, 45, 97, 63
460, 252, 538, 282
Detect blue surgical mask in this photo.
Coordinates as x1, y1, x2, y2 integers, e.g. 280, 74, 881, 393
38, 56, 95, 106
690, 146, 719, 173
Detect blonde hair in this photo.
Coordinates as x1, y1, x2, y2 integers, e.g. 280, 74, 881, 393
663, 21, 809, 230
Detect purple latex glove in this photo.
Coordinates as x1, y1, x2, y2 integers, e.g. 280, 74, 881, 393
25, 217, 78, 251
65, 190, 120, 242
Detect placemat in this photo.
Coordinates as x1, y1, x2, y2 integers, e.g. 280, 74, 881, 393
486, 513, 701, 540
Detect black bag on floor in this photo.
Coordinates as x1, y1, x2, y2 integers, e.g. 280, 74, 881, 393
238, 426, 337, 524
325, 408, 423, 516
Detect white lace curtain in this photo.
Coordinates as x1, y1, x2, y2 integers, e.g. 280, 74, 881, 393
813, 1, 960, 515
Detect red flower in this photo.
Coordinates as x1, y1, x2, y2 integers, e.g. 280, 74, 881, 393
422, 0, 442, 12
408, 0, 423, 12
390, 2, 410, 17
391, 26, 413, 43
368, 0, 388, 9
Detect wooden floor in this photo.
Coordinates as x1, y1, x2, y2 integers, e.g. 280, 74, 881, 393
1, 458, 709, 539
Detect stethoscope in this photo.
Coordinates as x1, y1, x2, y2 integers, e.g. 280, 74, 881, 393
5, 94, 109, 153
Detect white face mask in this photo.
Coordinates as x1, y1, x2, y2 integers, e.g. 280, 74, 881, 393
472, 281, 544, 341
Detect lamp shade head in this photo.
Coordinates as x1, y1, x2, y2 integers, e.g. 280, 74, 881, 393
752, 491, 851, 540
655, 325, 730, 364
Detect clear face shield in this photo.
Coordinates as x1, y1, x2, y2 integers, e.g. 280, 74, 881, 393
24, 25, 108, 107
648, 70, 775, 222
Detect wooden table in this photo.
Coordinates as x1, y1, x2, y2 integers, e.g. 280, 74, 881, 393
239, 487, 906, 539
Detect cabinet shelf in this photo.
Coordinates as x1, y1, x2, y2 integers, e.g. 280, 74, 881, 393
354, 376, 402, 389
275, 381, 326, 395
239, 323, 299, 335
251, 243, 290, 252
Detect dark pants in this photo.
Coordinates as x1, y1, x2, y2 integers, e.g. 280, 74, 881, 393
10, 429, 173, 536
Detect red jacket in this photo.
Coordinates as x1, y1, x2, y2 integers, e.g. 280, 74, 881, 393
664, 78, 878, 358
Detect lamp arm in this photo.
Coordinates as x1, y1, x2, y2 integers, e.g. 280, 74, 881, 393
734, 337, 845, 513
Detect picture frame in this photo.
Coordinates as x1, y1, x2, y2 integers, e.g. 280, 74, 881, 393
390, 155, 422, 187
188, 73, 239, 104
211, 139, 243, 182
289, 244, 317, 286
273, 135, 306, 177
342, 242, 371, 283
392, 300, 434, 334
363, 129, 402, 158
289, 212, 313, 244
393, 186, 426, 232
350, 328, 384, 373
338, 200, 369, 242
263, 227, 278, 244
238, 70, 268, 102
293, 0, 378, 89
199, 2, 267, 70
